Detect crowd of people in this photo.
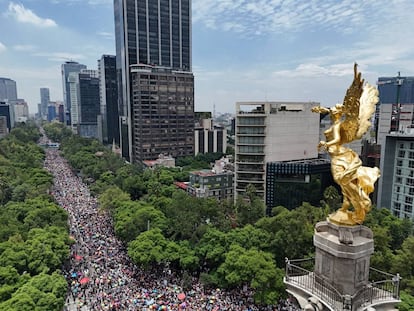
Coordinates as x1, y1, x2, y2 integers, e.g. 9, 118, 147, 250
42, 141, 300, 311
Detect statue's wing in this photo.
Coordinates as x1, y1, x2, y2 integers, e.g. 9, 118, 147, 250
340, 64, 364, 144
356, 83, 379, 139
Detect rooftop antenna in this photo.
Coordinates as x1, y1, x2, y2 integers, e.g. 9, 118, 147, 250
213, 103, 216, 120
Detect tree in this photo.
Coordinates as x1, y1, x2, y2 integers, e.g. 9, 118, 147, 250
235, 185, 265, 226
196, 227, 228, 268
114, 201, 167, 242
98, 186, 131, 212
256, 205, 315, 266
392, 236, 414, 294
24, 227, 70, 275
398, 291, 414, 311
128, 229, 168, 269
0, 272, 67, 311
216, 244, 285, 304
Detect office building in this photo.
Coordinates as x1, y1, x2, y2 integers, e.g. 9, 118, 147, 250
266, 159, 332, 212
377, 133, 414, 220
130, 64, 194, 161
11, 99, 29, 123
39, 88, 50, 120
235, 102, 320, 202
114, 0, 194, 162
0, 78, 17, 102
376, 75, 414, 146
48, 105, 56, 122
0, 102, 13, 132
61, 61, 87, 124
98, 55, 119, 145
68, 70, 100, 138
194, 117, 227, 155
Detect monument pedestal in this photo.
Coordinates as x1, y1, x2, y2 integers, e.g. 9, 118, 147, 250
314, 221, 374, 296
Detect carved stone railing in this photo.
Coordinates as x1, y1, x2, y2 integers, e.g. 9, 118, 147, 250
285, 258, 400, 311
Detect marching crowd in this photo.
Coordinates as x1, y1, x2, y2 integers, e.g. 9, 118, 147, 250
43, 142, 300, 311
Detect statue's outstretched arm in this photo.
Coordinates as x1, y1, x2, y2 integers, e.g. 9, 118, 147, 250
311, 106, 330, 114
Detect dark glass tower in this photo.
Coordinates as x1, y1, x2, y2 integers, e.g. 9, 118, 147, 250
114, 0, 194, 162
99, 55, 120, 145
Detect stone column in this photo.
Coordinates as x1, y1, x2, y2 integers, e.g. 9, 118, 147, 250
313, 221, 374, 296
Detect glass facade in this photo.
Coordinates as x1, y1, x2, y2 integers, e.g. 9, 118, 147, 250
114, 0, 193, 162
378, 77, 414, 104
61, 62, 87, 124
99, 55, 120, 145
391, 140, 414, 219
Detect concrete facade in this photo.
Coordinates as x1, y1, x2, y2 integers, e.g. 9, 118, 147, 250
377, 134, 414, 219
234, 102, 320, 202
129, 65, 194, 162
194, 118, 227, 155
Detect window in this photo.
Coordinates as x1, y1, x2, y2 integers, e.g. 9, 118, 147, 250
396, 168, 402, 175
404, 204, 413, 214
409, 161, 414, 168
394, 202, 401, 210
405, 196, 413, 204
399, 150, 406, 158
397, 160, 403, 166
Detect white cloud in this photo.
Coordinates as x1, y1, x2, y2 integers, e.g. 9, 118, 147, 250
271, 63, 354, 78
0, 42, 6, 53
13, 44, 37, 52
49, 0, 111, 5
33, 52, 86, 62
7, 2, 57, 28
192, 0, 414, 37
97, 31, 114, 39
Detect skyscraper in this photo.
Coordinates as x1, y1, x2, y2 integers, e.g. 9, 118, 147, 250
68, 70, 100, 138
114, 0, 194, 163
61, 61, 87, 124
98, 55, 119, 145
0, 78, 18, 102
40, 87, 50, 120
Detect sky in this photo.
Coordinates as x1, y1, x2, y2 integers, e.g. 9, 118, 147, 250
1, 0, 414, 115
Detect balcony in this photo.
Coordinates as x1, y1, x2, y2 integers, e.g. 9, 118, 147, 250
284, 258, 401, 311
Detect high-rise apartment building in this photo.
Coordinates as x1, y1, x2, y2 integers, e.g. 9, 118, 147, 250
61, 61, 87, 124
378, 134, 414, 220
40, 88, 50, 120
235, 102, 320, 202
114, 0, 194, 163
0, 78, 17, 102
98, 55, 119, 145
376, 76, 414, 146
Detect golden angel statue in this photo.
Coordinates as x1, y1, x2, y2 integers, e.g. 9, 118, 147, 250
312, 64, 380, 226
